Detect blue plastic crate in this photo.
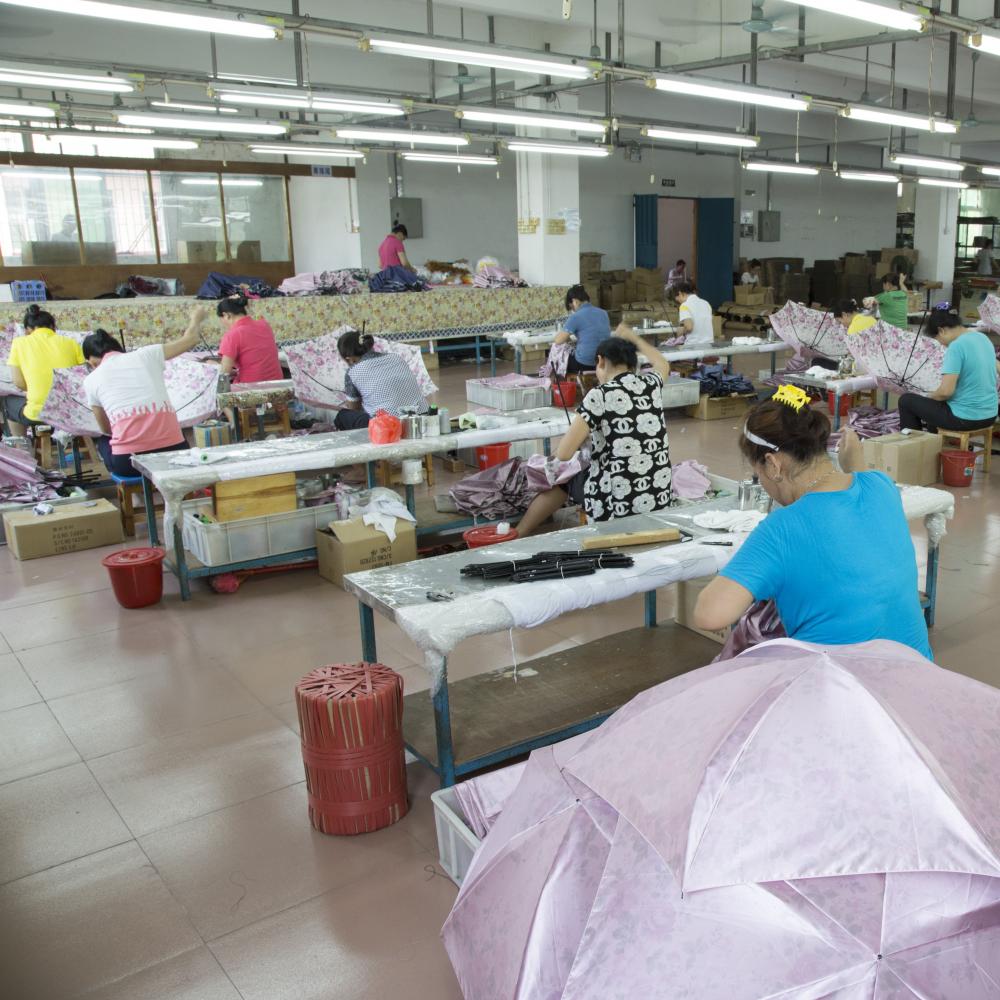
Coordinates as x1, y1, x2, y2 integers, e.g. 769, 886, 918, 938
10, 280, 46, 303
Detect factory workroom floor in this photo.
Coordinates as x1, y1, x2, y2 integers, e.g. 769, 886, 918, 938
1, 355, 998, 1000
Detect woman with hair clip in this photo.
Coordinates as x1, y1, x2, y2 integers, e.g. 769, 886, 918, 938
693, 385, 932, 659
334, 328, 429, 431
897, 310, 1000, 433
516, 325, 673, 536
82, 306, 208, 477
3, 304, 84, 435
217, 294, 282, 385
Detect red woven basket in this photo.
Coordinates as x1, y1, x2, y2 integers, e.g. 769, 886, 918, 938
295, 662, 408, 836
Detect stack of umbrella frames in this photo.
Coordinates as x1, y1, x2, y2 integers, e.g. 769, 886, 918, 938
461, 549, 634, 583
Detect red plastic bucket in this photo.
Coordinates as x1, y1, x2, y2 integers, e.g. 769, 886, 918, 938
463, 525, 519, 549
552, 380, 578, 408
102, 547, 166, 608
475, 442, 511, 470
827, 391, 851, 418
940, 449, 975, 487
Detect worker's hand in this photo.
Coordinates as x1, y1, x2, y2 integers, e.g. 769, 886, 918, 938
190, 305, 210, 325
837, 427, 864, 473
614, 322, 636, 340
862, 296, 876, 310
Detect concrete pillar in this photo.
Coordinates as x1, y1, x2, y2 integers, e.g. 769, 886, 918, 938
515, 151, 581, 286
912, 137, 960, 286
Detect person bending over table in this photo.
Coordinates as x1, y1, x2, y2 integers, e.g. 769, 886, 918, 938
378, 223, 411, 271
668, 281, 714, 346
217, 294, 282, 385
834, 298, 876, 336
517, 326, 673, 536
552, 284, 610, 374
83, 306, 208, 477
898, 310, 1000, 434
693, 385, 931, 658
334, 329, 429, 431
3, 304, 84, 436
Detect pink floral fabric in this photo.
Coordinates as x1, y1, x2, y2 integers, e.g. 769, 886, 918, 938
979, 294, 1000, 335
846, 320, 944, 394
769, 301, 850, 360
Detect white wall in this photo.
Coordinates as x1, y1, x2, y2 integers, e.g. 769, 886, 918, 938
288, 176, 362, 272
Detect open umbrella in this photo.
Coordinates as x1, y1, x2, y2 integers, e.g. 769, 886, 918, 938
845, 320, 944, 394
443, 638, 1000, 999
283, 326, 438, 410
979, 293, 1000, 335
768, 301, 850, 360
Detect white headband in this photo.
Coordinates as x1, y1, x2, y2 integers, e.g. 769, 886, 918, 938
743, 424, 779, 451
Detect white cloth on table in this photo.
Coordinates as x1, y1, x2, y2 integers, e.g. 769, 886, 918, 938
693, 509, 767, 533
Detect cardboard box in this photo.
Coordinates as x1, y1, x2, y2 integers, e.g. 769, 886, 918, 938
685, 393, 754, 421
192, 420, 232, 449
734, 285, 774, 306
861, 430, 943, 486
712, 315, 724, 342
600, 282, 626, 309
4, 499, 123, 560
674, 574, 731, 645
317, 517, 418, 588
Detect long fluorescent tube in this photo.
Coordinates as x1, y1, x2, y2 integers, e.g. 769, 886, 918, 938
967, 33, 1000, 58
773, 0, 924, 32
457, 107, 606, 135
151, 101, 238, 114
838, 170, 901, 183
0, 0, 279, 38
249, 143, 366, 158
219, 92, 405, 116
506, 140, 610, 157
68, 124, 154, 134
744, 160, 819, 175
335, 127, 468, 146
918, 177, 969, 189
365, 37, 592, 80
402, 152, 498, 165
890, 152, 965, 172
841, 105, 958, 134
643, 125, 759, 148
0, 102, 55, 118
648, 74, 810, 111
181, 178, 264, 187
981, 167, 1000, 177
118, 113, 287, 135
0, 67, 133, 93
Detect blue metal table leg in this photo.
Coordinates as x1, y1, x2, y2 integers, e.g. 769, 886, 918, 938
644, 590, 657, 628
515, 347, 522, 375
405, 483, 415, 515
366, 461, 376, 489
543, 437, 551, 457
475, 335, 482, 365
925, 541, 939, 628
490, 338, 497, 377
833, 395, 842, 432
433, 668, 457, 787
173, 518, 191, 601
770, 352, 777, 375
141, 476, 159, 548
359, 603, 377, 661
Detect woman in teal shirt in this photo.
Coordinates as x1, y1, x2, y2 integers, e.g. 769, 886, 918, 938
694, 386, 932, 659
898, 310, 1000, 433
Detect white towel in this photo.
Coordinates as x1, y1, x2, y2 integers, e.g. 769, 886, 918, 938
693, 509, 766, 533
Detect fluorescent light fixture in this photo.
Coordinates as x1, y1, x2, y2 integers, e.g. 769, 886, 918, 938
648, 74, 810, 111
967, 32, 1000, 58
505, 139, 610, 157
457, 107, 606, 135
890, 152, 965, 172
3, 170, 101, 180
219, 91, 404, 116
917, 177, 969, 189
151, 100, 238, 114
838, 169, 901, 183
0, 0, 279, 38
643, 125, 759, 148
118, 113, 287, 135
182, 178, 264, 187
365, 37, 593, 80
0, 67, 133, 93
249, 143, 366, 158
401, 152, 498, 165
744, 160, 819, 175
773, 0, 924, 32
85, 136, 199, 150
215, 72, 297, 87
840, 105, 958, 133
68, 124, 155, 134
981, 166, 1000, 177
0, 118, 19, 126
0, 101, 55, 118
334, 127, 468, 146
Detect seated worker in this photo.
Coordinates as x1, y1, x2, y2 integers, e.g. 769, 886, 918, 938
378, 224, 411, 270
553, 285, 611, 374
864, 272, 908, 330
669, 281, 714, 346
667, 259, 687, 284
517, 325, 673, 534
82, 306, 208, 476
335, 329, 429, 431
3, 304, 84, 435
217, 295, 283, 385
693, 386, 931, 659
834, 298, 876, 336
898, 310, 999, 434
741, 259, 762, 285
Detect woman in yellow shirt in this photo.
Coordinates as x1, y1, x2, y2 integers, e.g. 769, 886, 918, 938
834, 298, 876, 336
4, 304, 84, 435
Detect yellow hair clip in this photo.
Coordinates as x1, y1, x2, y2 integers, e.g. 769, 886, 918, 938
772, 384, 810, 413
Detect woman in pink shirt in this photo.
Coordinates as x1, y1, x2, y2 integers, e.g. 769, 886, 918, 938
377, 224, 411, 271
217, 295, 283, 385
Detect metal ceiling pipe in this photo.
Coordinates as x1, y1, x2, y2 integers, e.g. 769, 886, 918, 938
618, 0, 625, 66
946, 0, 960, 121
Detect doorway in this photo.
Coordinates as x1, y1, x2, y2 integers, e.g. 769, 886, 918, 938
657, 198, 696, 286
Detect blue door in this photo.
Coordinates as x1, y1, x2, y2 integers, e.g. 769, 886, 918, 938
634, 194, 658, 268
695, 198, 735, 309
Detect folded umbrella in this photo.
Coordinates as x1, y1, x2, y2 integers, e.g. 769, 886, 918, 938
846, 320, 944, 394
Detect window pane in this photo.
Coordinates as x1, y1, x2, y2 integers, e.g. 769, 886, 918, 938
152, 171, 226, 264
74, 168, 157, 266
0, 166, 77, 266
223, 175, 289, 262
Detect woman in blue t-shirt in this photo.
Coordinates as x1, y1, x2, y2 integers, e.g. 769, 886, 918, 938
694, 386, 932, 659
898, 310, 999, 433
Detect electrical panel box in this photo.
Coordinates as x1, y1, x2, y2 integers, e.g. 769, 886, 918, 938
390, 197, 423, 239
757, 210, 781, 243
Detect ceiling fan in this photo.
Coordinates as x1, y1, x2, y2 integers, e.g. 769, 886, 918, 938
960, 51, 1000, 128
661, 2, 797, 34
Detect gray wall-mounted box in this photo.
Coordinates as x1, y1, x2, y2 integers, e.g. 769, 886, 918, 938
757, 210, 781, 243
390, 197, 423, 239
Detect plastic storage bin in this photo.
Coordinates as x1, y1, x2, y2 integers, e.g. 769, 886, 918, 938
660, 377, 701, 408
10, 280, 46, 303
431, 785, 482, 886
457, 438, 541, 468
466, 377, 550, 412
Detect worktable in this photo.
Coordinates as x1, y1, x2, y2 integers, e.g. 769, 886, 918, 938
779, 371, 882, 430
659, 338, 790, 372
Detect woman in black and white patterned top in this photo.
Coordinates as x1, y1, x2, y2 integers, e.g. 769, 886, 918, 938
517, 325, 673, 534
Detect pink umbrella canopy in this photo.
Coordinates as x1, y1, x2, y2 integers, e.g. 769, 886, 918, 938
283, 326, 438, 409
768, 301, 850, 360
443, 639, 1000, 999
846, 320, 945, 394
979, 294, 1000, 335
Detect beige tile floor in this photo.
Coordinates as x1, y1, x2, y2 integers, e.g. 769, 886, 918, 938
1, 354, 998, 999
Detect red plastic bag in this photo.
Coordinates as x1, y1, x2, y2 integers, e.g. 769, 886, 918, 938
368, 410, 403, 444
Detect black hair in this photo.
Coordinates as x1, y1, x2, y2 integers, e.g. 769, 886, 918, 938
23, 303, 55, 331
740, 398, 830, 467
984, 239, 994, 249
392, 223, 408, 238
337, 328, 376, 360
82, 328, 125, 360
923, 310, 963, 338
216, 294, 248, 318
749, 258, 761, 267
669, 281, 695, 300
595, 337, 637, 370
833, 298, 859, 318
675, 259, 686, 267
565, 284, 589, 309
881, 273, 901, 289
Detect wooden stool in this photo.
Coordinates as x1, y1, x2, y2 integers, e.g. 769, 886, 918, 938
237, 403, 292, 441
32, 426, 54, 469
575, 371, 599, 396
376, 454, 435, 489
938, 425, 993, 473
111, 473, 162, 538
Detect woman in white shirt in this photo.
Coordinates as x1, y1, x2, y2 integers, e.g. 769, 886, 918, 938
669, 282, 715, 346
977, 240, 995, 277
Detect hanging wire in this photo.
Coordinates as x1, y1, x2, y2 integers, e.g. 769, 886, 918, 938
795, 113, 801, 163
832, 114, 839, 173
927, 31, 934, 122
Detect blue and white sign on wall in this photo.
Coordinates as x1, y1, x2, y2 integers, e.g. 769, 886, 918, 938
310, 165, 333, 177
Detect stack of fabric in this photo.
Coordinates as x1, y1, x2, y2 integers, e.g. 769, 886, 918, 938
689, 364, 755, 397
0, 443, 63, 503
473, 265, 527, 289
368, 266, 428, 293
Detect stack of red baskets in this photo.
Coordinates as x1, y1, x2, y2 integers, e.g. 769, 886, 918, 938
295, 662, 408, 835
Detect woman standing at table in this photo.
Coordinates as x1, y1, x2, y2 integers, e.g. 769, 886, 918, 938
693, 386, 931, 658
217, 295, 282, 385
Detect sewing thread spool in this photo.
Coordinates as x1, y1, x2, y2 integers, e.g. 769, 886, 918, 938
401, 458, 425, 485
